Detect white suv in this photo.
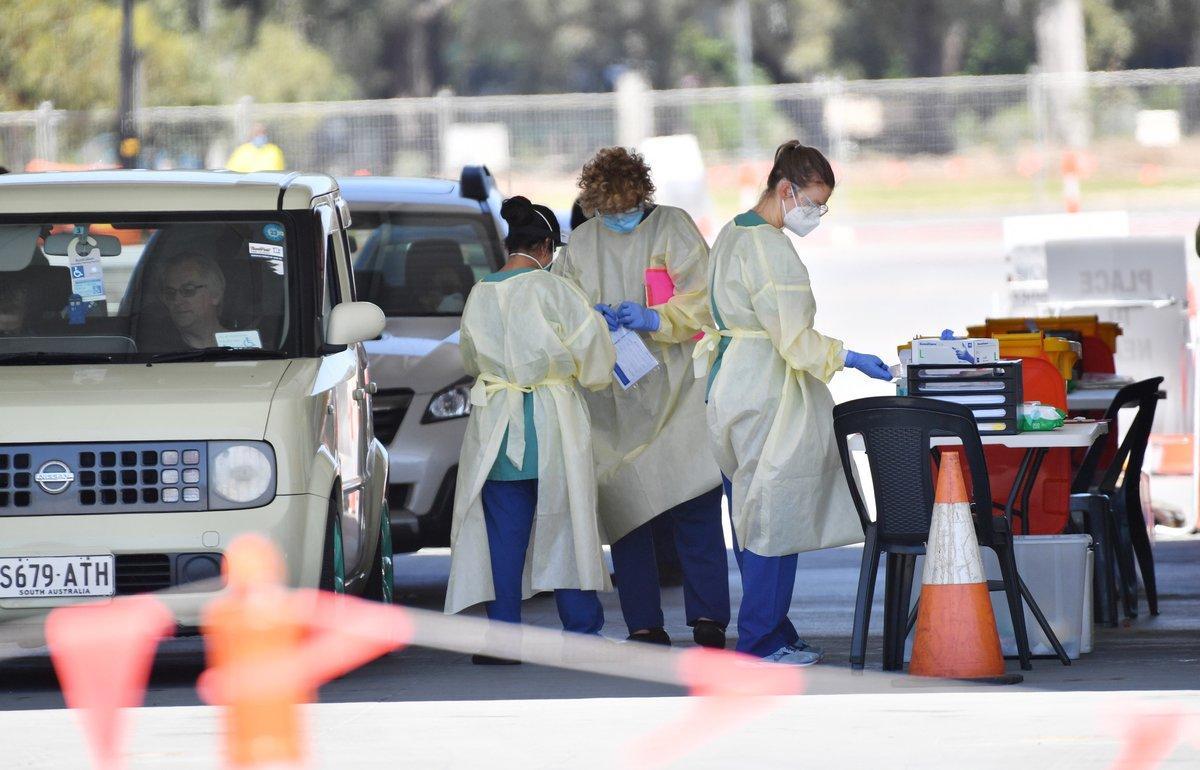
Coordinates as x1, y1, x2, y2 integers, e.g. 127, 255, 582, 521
0, 170, 392, 634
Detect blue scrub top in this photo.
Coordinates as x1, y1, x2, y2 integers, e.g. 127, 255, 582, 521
482, 268, 539, 481
707, 210, 768, 399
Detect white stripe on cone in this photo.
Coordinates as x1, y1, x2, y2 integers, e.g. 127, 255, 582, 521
922, 501, 986, 586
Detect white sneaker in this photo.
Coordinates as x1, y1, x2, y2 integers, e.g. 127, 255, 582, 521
760, 644, 823, 666
787, 639, 825, 658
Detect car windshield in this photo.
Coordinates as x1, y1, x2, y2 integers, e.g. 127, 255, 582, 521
0, 217, 293, 364
347, 211, 500, 317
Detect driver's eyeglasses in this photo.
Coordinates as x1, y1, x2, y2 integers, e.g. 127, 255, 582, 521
160, 283, 207, 301
793, 185, 830, 217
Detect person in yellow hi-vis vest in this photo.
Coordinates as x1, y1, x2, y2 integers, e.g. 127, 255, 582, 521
445, 196, 616, 664
226, 124, 286, 172
553, 147, 730, 650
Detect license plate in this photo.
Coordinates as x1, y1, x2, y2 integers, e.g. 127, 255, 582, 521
0, 555, 115, 599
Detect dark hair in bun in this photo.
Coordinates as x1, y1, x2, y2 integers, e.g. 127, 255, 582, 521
501, 195, 562, 252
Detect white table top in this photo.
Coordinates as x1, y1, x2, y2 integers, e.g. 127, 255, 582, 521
1067, 388, 1164, 412
846, 420, 1107, 451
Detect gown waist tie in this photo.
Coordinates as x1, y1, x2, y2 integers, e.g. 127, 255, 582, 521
470, 373, 570, 469
692, 325, 770, 379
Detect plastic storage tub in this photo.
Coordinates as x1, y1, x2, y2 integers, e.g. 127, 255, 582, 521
905, 534, 1093, 660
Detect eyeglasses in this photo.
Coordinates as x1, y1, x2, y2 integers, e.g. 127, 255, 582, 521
160, 283, 207, 301
792, 184, 829, 217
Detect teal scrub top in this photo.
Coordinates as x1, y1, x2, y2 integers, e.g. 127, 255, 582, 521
481, 268, 539, 481
707, 211, 768, 399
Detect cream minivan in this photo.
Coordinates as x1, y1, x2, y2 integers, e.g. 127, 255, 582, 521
0, 170, 392, 634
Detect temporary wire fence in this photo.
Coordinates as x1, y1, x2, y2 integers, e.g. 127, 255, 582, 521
3, 67, 1200, 194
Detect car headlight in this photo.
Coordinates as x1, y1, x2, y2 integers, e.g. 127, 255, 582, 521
421, 378, 473, 423
208, 442, 276, 508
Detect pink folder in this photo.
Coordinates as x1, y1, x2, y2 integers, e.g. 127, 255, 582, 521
644, 267, 703, 341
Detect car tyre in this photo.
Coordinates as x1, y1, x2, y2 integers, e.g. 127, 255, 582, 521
320, 499, 346, 594
363, 502, 394, 604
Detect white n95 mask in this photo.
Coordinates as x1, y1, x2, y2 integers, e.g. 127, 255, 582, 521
782, 185, 821, 238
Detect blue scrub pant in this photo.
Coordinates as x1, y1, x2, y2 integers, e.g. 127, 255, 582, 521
481, 479, 604, 634
610, 486, 730, 634
723, 476, 801, 657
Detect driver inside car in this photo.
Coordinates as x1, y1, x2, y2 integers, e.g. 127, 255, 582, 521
159, 252, 232, 348
416, 262, 469, 314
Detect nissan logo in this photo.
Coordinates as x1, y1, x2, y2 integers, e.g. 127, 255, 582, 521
34, 460, 75, 495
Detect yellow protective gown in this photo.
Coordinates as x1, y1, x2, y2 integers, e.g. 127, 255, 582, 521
444, 269, 616, 614
700, 217, 863, 557
553, 206, 721, 542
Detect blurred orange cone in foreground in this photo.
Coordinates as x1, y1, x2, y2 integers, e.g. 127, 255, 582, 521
908, 453, 1007, 679
202, 534, 308, 769
201, 534, 412, 769
46, 595, 175, 770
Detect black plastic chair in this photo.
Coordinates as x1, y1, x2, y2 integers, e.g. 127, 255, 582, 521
1068, 377, 1162, 626
834, 396, 1070, 672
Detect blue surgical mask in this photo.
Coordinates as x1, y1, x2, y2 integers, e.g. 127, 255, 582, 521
251, 134, 268, 148
600, 208, 642, 234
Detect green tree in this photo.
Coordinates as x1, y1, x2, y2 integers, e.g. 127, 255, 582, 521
1112, 0, 1200, 68
0, 0, 353, 110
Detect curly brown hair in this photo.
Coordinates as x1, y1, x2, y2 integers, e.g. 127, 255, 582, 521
576, 146, 656, 215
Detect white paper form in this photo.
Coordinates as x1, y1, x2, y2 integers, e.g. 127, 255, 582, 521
611, 327, 660, 390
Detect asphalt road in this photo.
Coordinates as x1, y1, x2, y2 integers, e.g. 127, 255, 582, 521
1, 537, 1196, 711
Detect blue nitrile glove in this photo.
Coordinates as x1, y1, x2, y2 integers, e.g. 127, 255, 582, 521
595, 303, 618, 331
940, 328, 957, 340
616, 301, 660, 333
845, 350, 893, 381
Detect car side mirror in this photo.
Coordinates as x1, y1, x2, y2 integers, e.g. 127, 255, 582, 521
327, 301, 385, 346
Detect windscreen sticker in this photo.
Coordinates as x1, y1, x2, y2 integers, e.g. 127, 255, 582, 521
68, 237, 107, 302
214, 330, 263, 349
262, 223, 286, 242
248, 242, 284, 261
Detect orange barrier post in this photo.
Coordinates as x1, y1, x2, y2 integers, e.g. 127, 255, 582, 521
909, 454, 1012, 681
46, 595, 175, 770
1061, 150, 1081, 213
202, 535, 308, 770
200, 535, 413, 769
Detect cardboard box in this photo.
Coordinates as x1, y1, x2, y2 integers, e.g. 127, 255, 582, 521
911, 337, 1000, 365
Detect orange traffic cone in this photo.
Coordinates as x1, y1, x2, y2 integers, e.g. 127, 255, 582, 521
909, 453, 1015, 681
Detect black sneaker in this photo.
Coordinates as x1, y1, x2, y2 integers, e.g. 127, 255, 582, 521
471, 653, 521, 665
692, 620, 727, 649
626, 627, 671, 646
